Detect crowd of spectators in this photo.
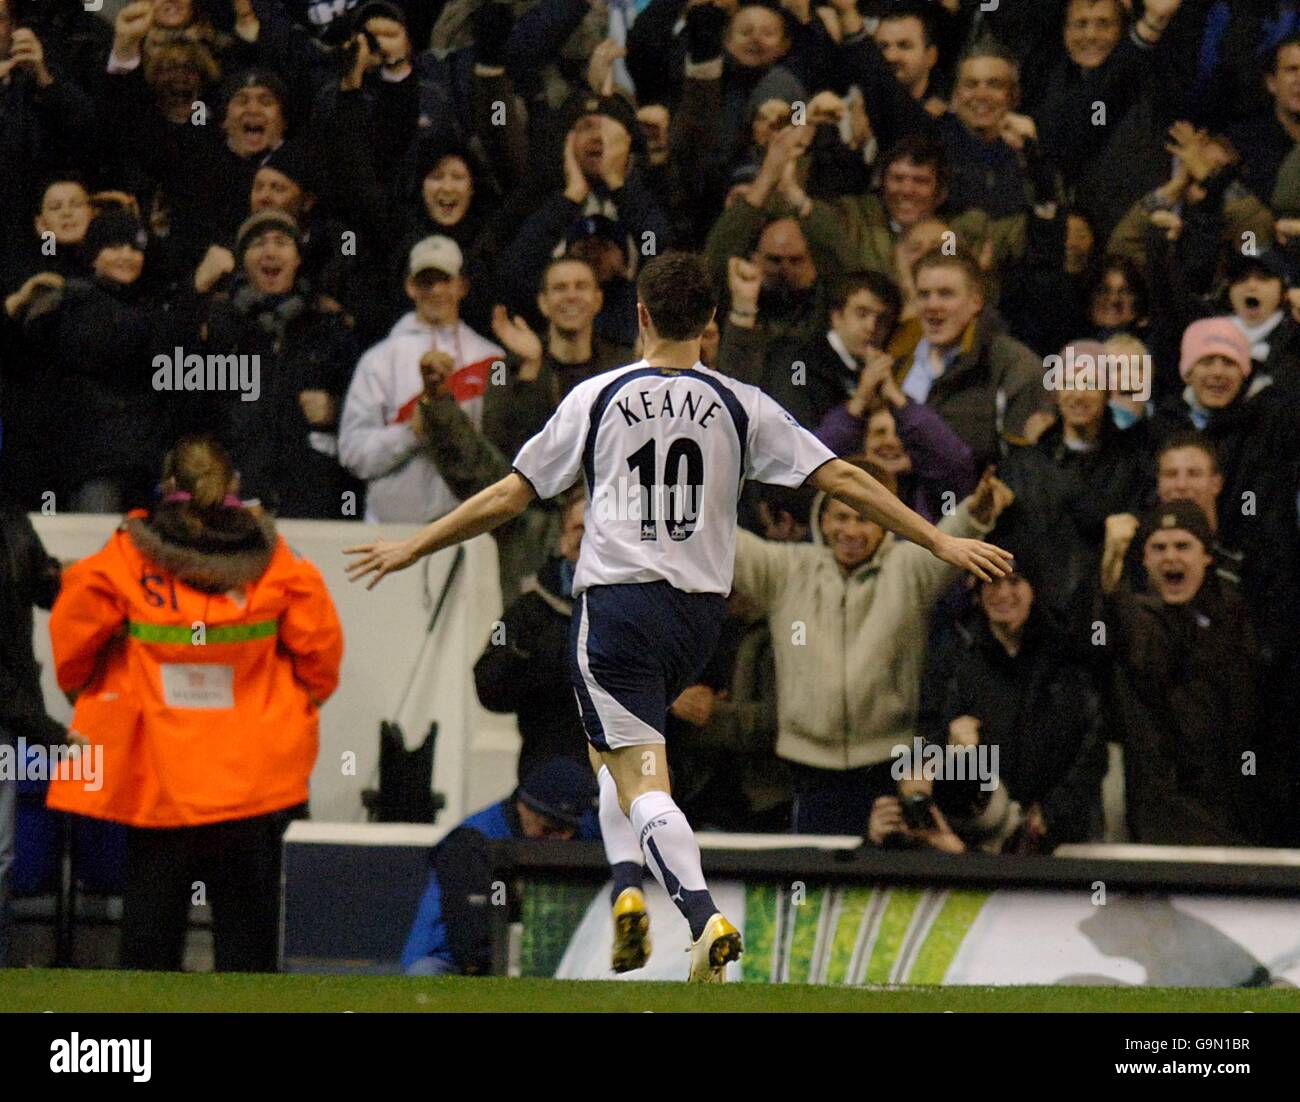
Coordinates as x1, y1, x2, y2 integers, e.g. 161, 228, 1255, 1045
3, 0, 1300, 853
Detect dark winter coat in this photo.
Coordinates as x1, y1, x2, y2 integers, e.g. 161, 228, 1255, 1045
198, 279, 360, 518
1148, 378, 1300, 663
473, 556, 586, 781
919, 609, 1107, 846
483, 336, 634, 462
23, 275, 172, 499
998, 418, 1153, 623
1099, 575, 1272, 846
891, 312, 1052, 470
0, 506, 62, 746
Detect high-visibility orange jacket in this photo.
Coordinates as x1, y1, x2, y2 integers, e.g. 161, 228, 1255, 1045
46, 509, 343, 828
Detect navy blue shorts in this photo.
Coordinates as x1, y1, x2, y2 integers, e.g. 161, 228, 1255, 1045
569, 581, 727, 752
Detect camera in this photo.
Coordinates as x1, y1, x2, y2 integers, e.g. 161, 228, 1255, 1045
900, 791, 934, 831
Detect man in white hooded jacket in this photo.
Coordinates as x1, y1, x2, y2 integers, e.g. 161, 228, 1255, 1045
339, 236, 505, 523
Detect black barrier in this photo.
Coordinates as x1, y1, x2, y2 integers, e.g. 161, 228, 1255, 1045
490, 840, 1300, 895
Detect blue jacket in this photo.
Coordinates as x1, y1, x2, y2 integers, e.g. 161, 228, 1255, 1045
400, 798, 599, 970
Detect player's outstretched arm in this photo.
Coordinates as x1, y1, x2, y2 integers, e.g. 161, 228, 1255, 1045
344, 472, 537, 589
810, 459, 1014, 583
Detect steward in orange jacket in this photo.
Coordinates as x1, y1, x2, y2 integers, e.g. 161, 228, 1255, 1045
47, 501, 343, 829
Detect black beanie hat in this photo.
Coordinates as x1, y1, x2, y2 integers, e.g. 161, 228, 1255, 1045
84, 210, 148, 260
219, 68, 289, 115
1137, 499, 1215, 555
353, 1, 406, 31
517, 759, 597, 829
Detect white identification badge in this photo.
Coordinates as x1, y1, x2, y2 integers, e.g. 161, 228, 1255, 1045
161, 664, 235, 709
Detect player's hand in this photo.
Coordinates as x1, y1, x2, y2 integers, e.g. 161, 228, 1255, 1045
344, 537, 422, 589
967, 467, 1015, 525
932, 533, 1014, 583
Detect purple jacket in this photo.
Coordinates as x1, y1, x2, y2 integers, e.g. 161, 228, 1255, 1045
815, 400, 978, 523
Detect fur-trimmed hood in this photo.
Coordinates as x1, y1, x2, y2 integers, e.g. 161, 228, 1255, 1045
125, 507, 278, 593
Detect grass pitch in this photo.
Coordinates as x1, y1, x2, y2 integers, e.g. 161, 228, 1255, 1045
4, 970, 1300, 1012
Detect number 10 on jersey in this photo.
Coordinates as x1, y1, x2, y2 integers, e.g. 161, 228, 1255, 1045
626, 438, 705, 543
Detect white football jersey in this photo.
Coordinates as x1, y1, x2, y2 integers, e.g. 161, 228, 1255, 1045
512, 359, 836, 595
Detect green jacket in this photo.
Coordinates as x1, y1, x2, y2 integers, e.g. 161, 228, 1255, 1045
891, 312, 1051, 469
419, 391, 558, 603
482, 338, 633, 462
817, 190, 1019, 278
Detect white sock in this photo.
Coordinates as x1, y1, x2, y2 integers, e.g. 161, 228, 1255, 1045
629, 791, 714, 934
597, 766, 642, 868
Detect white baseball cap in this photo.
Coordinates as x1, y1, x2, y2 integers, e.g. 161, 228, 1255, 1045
408, 235, 463, 278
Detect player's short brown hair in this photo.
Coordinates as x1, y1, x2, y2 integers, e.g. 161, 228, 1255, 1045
636, 251, 716, 341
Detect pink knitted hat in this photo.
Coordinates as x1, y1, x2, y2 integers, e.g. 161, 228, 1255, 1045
1179, 317, 1251, 381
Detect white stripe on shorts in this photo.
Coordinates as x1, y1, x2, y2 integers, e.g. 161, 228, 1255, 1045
575, 592, 665, 750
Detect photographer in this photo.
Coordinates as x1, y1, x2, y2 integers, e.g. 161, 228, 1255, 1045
918, 538, 1108, 850
866, 737, 1025, 856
